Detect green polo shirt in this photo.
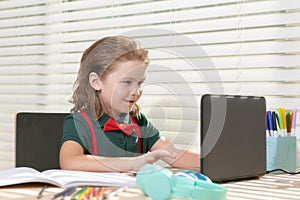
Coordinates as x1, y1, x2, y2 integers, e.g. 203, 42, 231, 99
61, 112, 161, 157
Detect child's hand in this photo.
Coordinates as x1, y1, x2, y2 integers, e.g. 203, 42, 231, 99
133, 150, 177, 171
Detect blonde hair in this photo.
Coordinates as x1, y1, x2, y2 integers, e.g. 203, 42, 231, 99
69, 36, 149, 119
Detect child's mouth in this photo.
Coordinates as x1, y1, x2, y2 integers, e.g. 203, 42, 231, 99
125, 99, 135, 104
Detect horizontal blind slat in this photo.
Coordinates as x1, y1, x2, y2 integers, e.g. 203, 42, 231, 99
150, 54, 300, 69
143, 83, 300, 96
2, 40, 299, 57
0, 64, 78, 74
146, 69, 300, 83
7, 11, 296, 34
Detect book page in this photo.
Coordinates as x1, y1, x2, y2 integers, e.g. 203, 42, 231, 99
0, 167, 62, 187
42, 169, 136, 187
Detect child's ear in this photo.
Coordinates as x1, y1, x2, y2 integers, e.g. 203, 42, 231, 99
89, 72, 102, 91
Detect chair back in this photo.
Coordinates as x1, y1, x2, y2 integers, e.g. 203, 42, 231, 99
16, 112, 68, 171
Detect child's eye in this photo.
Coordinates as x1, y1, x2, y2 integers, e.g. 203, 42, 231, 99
138, 81, 144, 86
123, 80, 132, 85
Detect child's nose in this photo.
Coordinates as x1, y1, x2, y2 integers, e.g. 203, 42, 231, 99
131, 86, 142, 96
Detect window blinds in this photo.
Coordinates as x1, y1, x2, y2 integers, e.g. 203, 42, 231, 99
0, 0, 299, 169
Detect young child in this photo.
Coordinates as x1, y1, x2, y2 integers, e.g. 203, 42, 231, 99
59, 36, 200, 172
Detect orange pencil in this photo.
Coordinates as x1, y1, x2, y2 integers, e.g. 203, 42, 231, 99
93, 187, 108, 200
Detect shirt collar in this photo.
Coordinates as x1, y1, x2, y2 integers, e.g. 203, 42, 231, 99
99, 113, 131, 127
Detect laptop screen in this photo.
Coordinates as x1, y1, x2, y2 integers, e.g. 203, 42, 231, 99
200, 94, 266, 182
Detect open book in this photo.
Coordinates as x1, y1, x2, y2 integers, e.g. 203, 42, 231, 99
0, 167, 136, 188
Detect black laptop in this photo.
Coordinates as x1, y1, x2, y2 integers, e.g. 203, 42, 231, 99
200, 94, 266, 182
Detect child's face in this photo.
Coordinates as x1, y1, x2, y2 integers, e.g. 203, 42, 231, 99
99, 60, 147, 118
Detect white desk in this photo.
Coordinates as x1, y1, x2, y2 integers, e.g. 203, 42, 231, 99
223, 173, 300, 200
1, 173, 300, 200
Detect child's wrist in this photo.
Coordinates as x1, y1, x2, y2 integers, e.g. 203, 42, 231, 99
129, 156, 144, 172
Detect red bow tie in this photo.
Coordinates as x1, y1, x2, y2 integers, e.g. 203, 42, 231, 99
103, 118, 137, 136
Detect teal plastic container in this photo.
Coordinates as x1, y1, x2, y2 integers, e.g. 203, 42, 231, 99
266, 136, 297, 173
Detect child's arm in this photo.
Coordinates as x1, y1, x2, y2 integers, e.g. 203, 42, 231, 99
150, 136, 200, 171
59, 140, 176, 172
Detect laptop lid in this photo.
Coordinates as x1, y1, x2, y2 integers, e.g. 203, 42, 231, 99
16, 112, 68, 171
200, 94, 266, 182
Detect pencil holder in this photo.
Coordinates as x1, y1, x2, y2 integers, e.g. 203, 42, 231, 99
266, 136, 297, 173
